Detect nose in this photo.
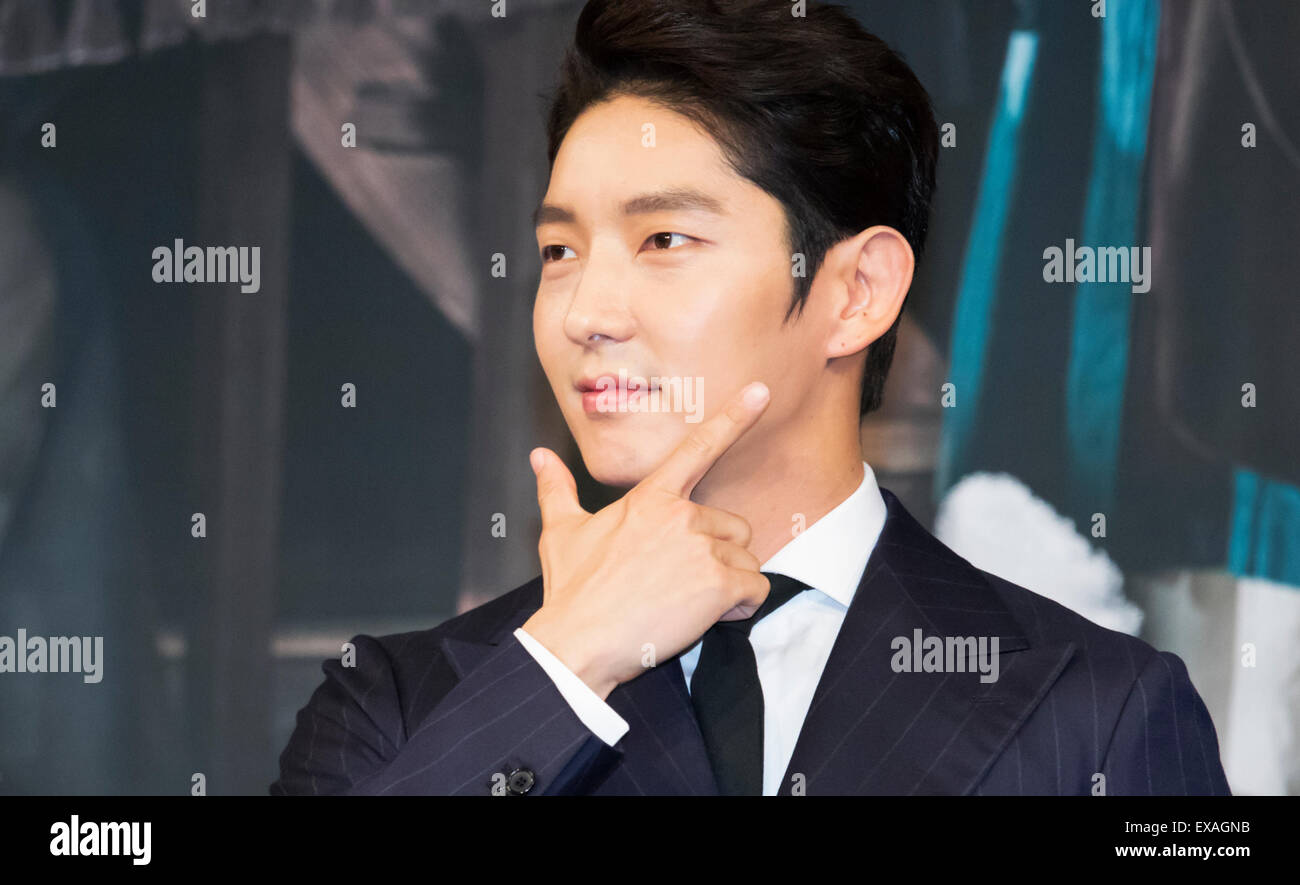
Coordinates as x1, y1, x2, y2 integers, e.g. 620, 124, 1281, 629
561, 247, 636, 347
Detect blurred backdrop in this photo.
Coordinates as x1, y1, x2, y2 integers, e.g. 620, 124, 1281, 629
0, 0, 1296, 795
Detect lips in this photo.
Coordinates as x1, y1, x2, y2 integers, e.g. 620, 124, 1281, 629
575, 372, 661, 414
574, 373, 660, 393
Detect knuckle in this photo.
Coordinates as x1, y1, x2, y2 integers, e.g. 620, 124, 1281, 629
669, 497, 696, 525
686, 532, 715, 565
680, 427, 714, 458
733, 517, 752, 546
705, 561, 730, 594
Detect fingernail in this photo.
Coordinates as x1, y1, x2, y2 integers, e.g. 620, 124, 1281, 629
529, 449, 543, 473
743, 382, 769, 408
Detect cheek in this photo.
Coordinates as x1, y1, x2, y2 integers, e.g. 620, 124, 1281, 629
687, 264, 786, 348
644, 289, 777, 404
533, 296, 565, 386
533, 288, 563, 341
656, 253, 782, 337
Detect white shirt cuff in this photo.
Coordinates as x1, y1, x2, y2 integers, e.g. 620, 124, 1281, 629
513, 627, 630, 747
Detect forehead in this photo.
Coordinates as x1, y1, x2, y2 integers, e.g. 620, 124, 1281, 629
543, 93, 746, 213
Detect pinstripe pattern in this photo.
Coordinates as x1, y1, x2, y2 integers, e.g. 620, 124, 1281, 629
271, 487, 1231, 796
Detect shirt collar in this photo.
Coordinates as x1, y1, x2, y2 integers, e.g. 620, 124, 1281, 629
760, 461, 887, 609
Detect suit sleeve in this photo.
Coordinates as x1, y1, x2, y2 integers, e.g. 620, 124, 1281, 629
270, 632, 622, 795
513, 627, 630, 746
1099, 650, 1232, 795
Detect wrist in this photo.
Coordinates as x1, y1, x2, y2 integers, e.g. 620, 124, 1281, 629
521, 613, 617, 701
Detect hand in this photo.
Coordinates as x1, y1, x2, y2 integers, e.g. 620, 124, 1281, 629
521, 381, 774, 700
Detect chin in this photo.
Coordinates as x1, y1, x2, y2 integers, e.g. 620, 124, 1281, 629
579, 450, 652, 489
574, 429, 674, 490
586, 466, 644, 490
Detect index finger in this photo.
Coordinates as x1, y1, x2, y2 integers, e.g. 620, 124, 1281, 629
642, 381, 770, 498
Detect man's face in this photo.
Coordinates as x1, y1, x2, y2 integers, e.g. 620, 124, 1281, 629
533, 93, 823, 488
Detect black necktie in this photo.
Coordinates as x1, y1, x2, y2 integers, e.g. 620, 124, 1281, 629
688, 571, 810, 796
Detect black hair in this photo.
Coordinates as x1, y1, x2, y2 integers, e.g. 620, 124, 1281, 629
543, 0, 939, 416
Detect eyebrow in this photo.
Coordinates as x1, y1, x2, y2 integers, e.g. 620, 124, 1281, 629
532, 187, 726, 229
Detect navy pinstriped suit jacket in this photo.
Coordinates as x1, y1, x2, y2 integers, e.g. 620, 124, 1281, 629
271, 487, 1232, 796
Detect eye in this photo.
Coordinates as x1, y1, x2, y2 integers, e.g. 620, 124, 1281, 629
540, 244, 575, 263
642, 232, 694, 251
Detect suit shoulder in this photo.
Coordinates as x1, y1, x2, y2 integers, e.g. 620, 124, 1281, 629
973, 569, 1224, 758
969, 568, 1228, 794
976, 567, 1163, 675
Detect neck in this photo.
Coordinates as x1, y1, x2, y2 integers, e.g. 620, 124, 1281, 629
690, 407, 865, 566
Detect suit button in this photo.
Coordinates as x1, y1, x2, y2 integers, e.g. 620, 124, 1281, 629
506, 768, 535, 795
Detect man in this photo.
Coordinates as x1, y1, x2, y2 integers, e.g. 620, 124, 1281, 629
272, 0, 1230, 796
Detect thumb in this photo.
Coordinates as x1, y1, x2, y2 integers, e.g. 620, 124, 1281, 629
530, 447, 584, 525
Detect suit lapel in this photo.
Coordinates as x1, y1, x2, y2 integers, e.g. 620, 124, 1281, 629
437, 579, 543, 682
601, 649, 719, 795
778, 487, 1075, 795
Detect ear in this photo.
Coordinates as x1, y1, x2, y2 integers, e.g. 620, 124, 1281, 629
824, 226, 914, 360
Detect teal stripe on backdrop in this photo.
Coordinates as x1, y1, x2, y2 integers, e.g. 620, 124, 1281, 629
935, 29, 1039, 501
1064, 0, 1161, 514
1228, 467, 1300, 588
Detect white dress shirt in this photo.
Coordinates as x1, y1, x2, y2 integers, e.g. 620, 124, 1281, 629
514, 460, 888, 796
